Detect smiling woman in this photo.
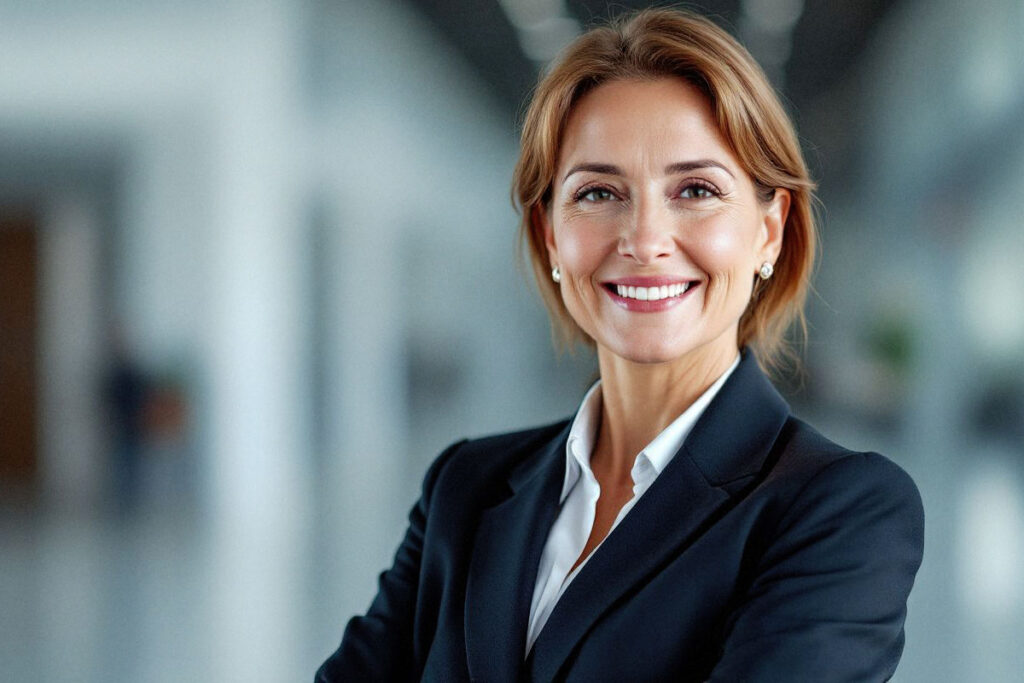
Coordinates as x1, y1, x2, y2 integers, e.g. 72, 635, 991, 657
517, 22, 816, 374
317, 8, 923, 682
539, 77, 788, 371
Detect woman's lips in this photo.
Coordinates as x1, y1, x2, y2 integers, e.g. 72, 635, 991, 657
602, 278, 700, 311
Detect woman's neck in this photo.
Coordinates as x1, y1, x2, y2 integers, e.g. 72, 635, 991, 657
592, 344, 739, 483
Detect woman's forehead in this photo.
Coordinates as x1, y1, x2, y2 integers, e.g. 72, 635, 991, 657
557, 78, 740, 176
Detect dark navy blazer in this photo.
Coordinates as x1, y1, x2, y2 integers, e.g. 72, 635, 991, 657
317, 353, 924, 681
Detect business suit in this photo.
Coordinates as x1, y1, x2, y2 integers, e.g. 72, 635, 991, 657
317, 352, 924, 681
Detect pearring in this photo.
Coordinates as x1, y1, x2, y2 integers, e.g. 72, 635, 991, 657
552, 266, 561, 283
758, 262, 774, 280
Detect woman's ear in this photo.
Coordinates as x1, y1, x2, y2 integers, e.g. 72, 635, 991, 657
533, 204, 558, 267
758, 188, 789, 264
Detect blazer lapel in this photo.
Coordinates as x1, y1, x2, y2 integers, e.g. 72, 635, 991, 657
464, 422, 570, 682
528, 353, 790, 681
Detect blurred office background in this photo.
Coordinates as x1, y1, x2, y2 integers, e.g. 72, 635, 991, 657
0, 0, 1021, 680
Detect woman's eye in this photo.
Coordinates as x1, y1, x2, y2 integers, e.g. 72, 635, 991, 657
679, 184, 718, 199
579, 188, 616, 202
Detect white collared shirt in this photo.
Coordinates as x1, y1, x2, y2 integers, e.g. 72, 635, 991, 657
524, 356, 740, 655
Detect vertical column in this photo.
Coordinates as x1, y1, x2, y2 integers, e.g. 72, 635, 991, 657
202, 3, 310, 680
38, 195, 105, 510
316, 184, 409, 625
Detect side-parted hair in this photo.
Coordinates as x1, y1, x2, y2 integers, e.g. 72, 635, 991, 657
512, 8, 817, 373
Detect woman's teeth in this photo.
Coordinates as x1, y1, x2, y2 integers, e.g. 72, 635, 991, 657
614, 283, 691, 301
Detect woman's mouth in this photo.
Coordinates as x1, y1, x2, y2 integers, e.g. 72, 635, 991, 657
607, 282, 694, 301
602, 279, 700, 311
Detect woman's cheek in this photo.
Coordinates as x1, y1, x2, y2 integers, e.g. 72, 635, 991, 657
557, 219, 604, 272
688, 221, 759, 307
695, 208, 761, 264
690, 228, 745, 274
557, 238, 587, 270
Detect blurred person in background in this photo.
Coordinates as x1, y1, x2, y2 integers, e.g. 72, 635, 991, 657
317, 8, 923, 681
103, 322, 150, 513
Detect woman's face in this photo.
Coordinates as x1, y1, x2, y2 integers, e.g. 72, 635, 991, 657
540, 77, 789, 367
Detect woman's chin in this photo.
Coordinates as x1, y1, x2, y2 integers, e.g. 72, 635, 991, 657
596, 325, 740, 368
599, 337, 696, 366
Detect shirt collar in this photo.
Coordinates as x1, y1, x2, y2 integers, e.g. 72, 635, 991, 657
561, 380, 603, 502
560, 354, 741, 502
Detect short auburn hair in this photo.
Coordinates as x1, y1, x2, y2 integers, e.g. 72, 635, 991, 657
513, 7, 817, 372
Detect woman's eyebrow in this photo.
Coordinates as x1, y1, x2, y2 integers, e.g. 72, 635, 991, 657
562, 159, 735, 182
562, 162, 621, 182
665, 160, 735, 178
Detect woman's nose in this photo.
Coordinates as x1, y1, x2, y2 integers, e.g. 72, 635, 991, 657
617, 201, 675, 264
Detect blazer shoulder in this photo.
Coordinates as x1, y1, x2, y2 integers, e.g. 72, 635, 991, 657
780, 416, 916, 478
426, 418, 570, 496
460, 419, 571, 457
770, 416, 924, 534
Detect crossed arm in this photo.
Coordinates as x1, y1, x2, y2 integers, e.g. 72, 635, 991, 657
317, 447, 924, 681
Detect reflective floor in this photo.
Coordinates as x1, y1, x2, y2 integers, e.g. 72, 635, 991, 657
2, 505, 204, 681
0, 497, 339, 683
